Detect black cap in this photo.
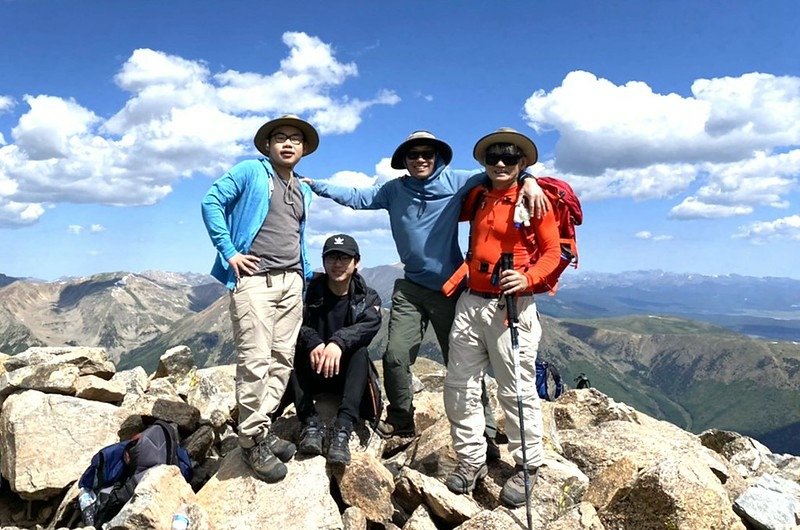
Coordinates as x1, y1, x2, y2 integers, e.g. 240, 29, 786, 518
322, 234, 360, 257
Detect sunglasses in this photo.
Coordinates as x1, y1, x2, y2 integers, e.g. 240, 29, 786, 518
406, 150, 436, 161
485, 153, 523, 166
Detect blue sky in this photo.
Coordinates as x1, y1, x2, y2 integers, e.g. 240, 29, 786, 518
1, 1, 798, 281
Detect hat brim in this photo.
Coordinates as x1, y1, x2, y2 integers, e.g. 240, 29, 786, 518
473, 131, 538, 166
253, 116, 319, 157
390, 138, 453, 169
322, 248, 359, 257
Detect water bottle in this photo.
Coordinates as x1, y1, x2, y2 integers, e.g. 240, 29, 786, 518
171, 504, 190, 530
77, 487, 97, 526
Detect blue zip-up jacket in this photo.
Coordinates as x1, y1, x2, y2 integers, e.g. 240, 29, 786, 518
310, 160, 486, 291
201, 158, 313, 290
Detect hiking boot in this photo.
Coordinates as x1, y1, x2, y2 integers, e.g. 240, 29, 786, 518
298, 417, 324, 456
445, 460, 488, 494
265, 432, 296, 463
501, 465, 540, 507
485, 436, 501, 461
241, 440, 287, 483
327, 422, 353, 465
376, 419, 416, 439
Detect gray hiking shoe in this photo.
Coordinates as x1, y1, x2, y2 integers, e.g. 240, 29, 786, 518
298, 417, 324, 456
445, 460, 488, 494
241, 440, 287, 483
376, 419, 416, 439
265, 432, 296, 463
501, 465, 539, 507
326, 423, 352, 465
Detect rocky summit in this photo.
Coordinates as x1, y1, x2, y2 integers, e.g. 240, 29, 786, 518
0, 346, 799, 530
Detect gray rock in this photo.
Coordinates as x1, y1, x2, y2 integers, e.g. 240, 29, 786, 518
733, 474, 800, 530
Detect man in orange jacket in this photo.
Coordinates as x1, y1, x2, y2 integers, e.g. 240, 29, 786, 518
443, 128, 561, 508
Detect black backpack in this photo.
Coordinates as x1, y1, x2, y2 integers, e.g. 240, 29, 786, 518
78, 420, 192, 528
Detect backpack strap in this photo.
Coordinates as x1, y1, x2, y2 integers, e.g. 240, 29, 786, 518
442, 183, 490, 296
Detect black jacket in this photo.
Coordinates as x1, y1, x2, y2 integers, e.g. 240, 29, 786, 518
296, 272, 382, 357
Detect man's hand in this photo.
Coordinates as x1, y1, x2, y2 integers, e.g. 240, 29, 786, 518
520, 178, 549, 220
499, 269, 529, 295
228, 253, 261, 280
316, 342, 343, 378
309, 343, 325, 372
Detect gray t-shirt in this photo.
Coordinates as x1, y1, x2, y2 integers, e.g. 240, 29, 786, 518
249, 174, 305, 272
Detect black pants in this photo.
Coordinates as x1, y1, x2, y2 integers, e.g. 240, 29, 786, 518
292, 346, 369, 427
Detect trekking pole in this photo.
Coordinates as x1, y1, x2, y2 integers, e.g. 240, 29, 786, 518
500, 253, 533, 530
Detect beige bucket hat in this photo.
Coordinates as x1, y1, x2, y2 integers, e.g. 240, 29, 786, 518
390, 130, 453, 169
473, 127, 538, 166
253, 114, 319, 157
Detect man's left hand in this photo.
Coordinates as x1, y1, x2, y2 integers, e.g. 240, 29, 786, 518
317, 342, 343, 378
500, 269, 529, 295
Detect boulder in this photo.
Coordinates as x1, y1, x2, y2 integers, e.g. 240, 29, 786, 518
342, 506, 367, 530
184, 364, 236, 425
0, 363, 80, 397
546, 501, 605, 530
4, 347, 115, 378
395, 467, 481, 526
153, 345, 196, 382
454, 508, 525, 529
75, 375, 126, 403
403, 504, 437, 530
121, 394, 200, 432
733, 474, 800, 530
600, 456, 746, 530
196, 448, 342, 530
333, 452, 395, 523
0, 390, 125, 500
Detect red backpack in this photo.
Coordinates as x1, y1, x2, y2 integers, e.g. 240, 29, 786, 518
443, 176, 582, 296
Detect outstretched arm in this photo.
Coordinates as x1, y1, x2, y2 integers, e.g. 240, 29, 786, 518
300, 178, 390, 210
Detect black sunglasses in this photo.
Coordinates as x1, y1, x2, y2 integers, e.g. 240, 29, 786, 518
406, 150, 435, 161
485, 153, 523, 166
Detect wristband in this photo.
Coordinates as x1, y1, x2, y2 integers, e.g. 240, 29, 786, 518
518, 172, 533, 184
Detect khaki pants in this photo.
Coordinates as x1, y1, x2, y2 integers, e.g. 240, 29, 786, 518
444, 292, 543, 468
229, 271, 303, 447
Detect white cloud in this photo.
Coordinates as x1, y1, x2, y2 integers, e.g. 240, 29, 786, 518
733, 215, 800, 243
67, 224, 83, 235
90, 224, 105, 233
0, 96, 14, 113
523, 70, 800, 219
635, 231, 673, 241
0, 32, 399, 228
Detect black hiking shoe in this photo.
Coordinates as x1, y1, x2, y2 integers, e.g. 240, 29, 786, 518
501, 465, 539, 507
327, 422, 353, 465
376, 419, 416, 439
265, 432, 296, 463
241, 440, 287, 483
298, 417, 324, 456
446, 460, 488, 494
485, 436, 501, 461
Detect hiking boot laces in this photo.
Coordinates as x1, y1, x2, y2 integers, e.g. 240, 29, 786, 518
446, 460, 488, 494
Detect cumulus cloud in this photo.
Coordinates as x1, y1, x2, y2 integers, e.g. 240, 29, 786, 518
90, 224, 105, 233
0, 32, 399, 228
67, 225, 83, 235
523, 70, 800, 227
733, 215, 800, 243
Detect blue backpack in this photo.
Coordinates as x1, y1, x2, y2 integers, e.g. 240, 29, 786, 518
78, 420, 192, 527
535, 360, 564, 401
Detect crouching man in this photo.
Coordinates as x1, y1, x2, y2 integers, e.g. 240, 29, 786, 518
443, 128, 562, 507
292, 234, 382, 464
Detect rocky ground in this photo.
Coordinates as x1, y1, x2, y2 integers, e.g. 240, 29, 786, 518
0, 345, 799, 529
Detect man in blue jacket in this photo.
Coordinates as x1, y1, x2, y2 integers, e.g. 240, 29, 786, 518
305, 131, 546, 456
201, 114, 316, 483
292, 234, 382, 465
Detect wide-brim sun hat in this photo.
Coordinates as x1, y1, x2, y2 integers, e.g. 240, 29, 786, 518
253, 114, 320, 157
390, 130, 453, 169
473, 127, 538, 166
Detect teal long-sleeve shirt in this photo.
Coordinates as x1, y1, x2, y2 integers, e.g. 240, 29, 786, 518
310, 162, 486, 291
201, 158, 313, 290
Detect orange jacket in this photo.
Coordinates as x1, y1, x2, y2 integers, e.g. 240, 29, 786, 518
445, 184, 561, 295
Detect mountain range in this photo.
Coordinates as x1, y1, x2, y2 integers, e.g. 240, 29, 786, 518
1, 267, 799, 454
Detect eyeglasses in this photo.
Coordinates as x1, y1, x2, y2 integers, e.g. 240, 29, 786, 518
485, 153, 523, 166
405, 150, 435, 161
271, 133, 304, 145
324, 253, 354, 264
